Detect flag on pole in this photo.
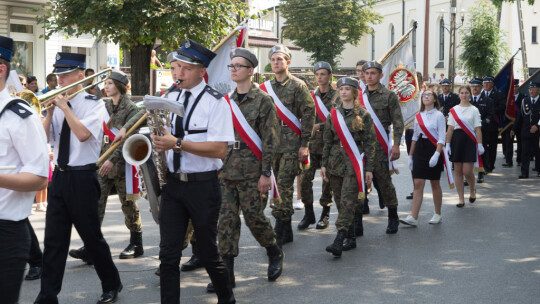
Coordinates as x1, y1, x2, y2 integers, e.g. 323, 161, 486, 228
493, 57, 515, 134
206, 22, 248, 95
379, 27, 421, 127
519, 69, 540, 96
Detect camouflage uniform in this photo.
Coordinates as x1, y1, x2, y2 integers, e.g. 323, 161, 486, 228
300, 87, 339, 208
98, 94, 142, 232
218, 84, 279, 257
270, 74, 315, 220
366, 85, 404, 208
322, 106, 376, 231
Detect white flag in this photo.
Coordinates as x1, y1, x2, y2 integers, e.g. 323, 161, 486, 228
6, 70, 24, 95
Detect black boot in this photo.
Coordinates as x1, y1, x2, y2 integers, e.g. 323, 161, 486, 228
363, 198, 370, 214
274, 219, 284, 248
207, 256, 236, 293
297, 204, 316, 230
120, 231, 144, 259
266, 244, 284, 281
316, 206, 330, 229
283, 219, 293, 244
25, 266, 42, 280
326, 230, 347, 257
342, 226, 356, 251
354, 211, 363, 237
477, 172, 484, 183
386, 207, 399, 234
68, 246, 93, 265
181, 254, 203, 271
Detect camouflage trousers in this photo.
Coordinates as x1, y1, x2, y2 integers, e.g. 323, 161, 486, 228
300, 153, 333, 207
328, 174, 362, 232
218, 177, 276, 257
98, 175, 142, 232
271, 152, 301, 221
371, 160, 398, 208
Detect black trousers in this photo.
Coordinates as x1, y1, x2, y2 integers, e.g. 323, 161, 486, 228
28, 218, 43, 267
35, 169, 121, 304
484, 130, 498, 171
521, 133, 540, 176
501, 128, 514, 164
0, 218, 30, 304
516, 131, 523, 163
159, 174, 235, 304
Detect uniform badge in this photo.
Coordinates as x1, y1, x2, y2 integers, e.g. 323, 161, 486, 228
56, 54, 61, 61
185, 41, 191, 48
388, 64, 419, 103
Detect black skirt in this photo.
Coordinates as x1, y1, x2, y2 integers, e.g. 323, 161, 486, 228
450, 129, 477, 163
412, 136, 444, 180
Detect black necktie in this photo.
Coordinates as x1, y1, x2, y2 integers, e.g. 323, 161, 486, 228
57, 102, 72, 168
473, 97, 477, 104
173, 92, 190, 172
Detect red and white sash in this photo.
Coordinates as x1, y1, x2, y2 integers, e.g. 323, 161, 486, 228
260, 80, 302, 136
359, 92, 399, 174
224, 94, 281, 204
102, 112, 140, 197
311, 92, 330, 122
449, 108, 484, 172
416, 112, 455, 189
330, 109, 366, 199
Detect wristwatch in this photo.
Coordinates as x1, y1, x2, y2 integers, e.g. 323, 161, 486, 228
173, 138, 182, 153
261, 169, 272, 177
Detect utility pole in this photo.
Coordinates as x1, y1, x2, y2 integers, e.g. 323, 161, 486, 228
448, 0, 457, 91
516, 0, 528, 79
423, 0, 430, 79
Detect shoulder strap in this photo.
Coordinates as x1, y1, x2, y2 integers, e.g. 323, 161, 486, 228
0, 98, 32, 119
184, 85, 209, 133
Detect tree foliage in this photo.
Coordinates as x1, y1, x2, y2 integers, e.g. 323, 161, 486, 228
279, 0, 381, 68
458, 1, 509, 77
36, 0, 246, 95
490, 0, 535, 8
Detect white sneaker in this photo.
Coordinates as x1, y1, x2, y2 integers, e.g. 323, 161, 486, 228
429, 213, 442, 224
294, 200, 304, 210
36, 202, 47, 212
399, 215, 418, 227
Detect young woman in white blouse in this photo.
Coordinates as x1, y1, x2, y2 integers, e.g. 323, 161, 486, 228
445, 85, 483, 208
400, 91, 445, 226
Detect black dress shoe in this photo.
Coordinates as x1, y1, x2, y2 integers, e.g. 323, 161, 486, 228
25, 266, 42, 280
518, 175, 529, 179
181, 255, 203, 271
502, 163, 513, 167
406, 193, 413, 200
97, 284, 122, 304
155, 268, 160, 276
69, 246, 93, 265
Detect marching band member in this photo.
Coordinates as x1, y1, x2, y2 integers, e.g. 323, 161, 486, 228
35, 52, 122, 304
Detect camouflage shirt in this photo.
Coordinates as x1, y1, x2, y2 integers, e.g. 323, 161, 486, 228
310, 87, 339, 155
220, 83, 279, 180
269, 74, 315, 153
366, 84, 404, 161
101, 94, 139, 178
322, 105, 376, 177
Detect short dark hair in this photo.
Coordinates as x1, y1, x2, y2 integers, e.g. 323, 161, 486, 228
85, 68, 95, 76
356, 60, 367, 67
0, 58, 10, 81
27, 75, 38, 84
46, 73, 56, 82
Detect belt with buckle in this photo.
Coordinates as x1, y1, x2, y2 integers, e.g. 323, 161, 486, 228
232, 141, 249, 150
55, 164, 98, 172
103, 135, 110, 144
167, 170, 217, 182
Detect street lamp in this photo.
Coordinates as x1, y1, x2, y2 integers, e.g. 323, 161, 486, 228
441, 1, 466, 91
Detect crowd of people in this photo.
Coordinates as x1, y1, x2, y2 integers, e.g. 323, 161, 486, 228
1, 32, 539, 304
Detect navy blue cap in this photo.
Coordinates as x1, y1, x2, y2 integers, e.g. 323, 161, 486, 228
514, 79, 520, 86
530, 82, 540, 88
174, 40, 216, 68
53, 52, 86, 74
440, 78, 451, 86
470, 78, 483, 86
0, 35, 14, 62
483, 76, 494, 83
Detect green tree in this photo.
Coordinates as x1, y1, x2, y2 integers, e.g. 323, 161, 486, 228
458, 0, 509, 77
36, 0, 246, 95
491, 0, 535, 26
279, 0, 381, 68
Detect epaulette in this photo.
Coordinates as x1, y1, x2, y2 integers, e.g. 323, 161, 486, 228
205, 86, 224, 99
85, 94, 100, 100
1, 99, 33, 119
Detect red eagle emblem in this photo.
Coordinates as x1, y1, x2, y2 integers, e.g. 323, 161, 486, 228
388, 68, 418, 103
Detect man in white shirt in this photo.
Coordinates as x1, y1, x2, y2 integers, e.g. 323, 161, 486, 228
0, 35, 49, 304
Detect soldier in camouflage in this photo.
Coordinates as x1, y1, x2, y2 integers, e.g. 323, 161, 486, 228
298, 61, 338, 231
321, 77, 376, 257
266, 45, 315, 248
363, 61, 404, 234
206, 48, 284, 293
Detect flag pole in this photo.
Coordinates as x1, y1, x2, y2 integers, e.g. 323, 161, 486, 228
212, 20, 247, 52
494, 49, 520, 79
379, 21, 417, 63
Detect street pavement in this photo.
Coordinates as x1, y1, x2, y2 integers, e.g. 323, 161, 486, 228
20, 145, 540, 304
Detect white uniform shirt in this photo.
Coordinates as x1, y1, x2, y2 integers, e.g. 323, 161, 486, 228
166, 80, 234, 173
0, 87, 49, 221
49, 92, 105, 166
447, 105, 482, 130
412, 108, 446, 145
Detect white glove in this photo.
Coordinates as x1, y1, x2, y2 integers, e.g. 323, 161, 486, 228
429, 151, 441, 167
408, 155, 413, 171
478, 143, 485, 155
445, 143, 451, 156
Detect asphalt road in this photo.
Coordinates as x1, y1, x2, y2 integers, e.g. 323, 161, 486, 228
19, 145, 540, 304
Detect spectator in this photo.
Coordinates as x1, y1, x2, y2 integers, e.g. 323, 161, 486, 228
430, 73, 438, 83
151, 50, 163, 69
84, 68, 101, 97
40, 73, 57, 95
26, 76, 39, 93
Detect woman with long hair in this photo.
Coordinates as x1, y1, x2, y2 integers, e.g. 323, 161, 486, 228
321, 77, 376, 257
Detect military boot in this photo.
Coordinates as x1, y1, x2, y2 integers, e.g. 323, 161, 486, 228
386, 207, 399, 234
274, 219, 285, 248
266, 244, 284, 281
316, 206, 330, 229
297, 204, 316, 230
325, 230, 347, 257
342, 225, 356, 251
354, 211, 364, 237
120, 231, 144, 259
283, 219, 293, 244
207, 256, 236, 293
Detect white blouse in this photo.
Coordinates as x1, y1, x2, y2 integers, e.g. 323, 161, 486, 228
447, 105, 482, 130
413, 108, 446, 145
